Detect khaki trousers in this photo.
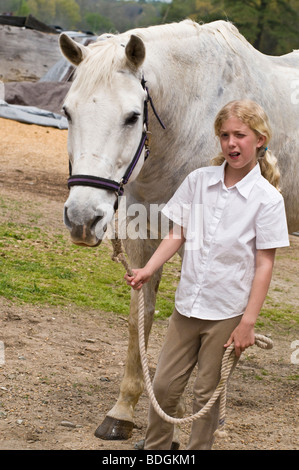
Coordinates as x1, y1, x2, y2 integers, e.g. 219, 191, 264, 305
144, 308, 241, 450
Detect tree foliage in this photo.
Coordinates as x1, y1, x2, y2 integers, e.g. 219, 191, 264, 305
1, 0, 299, 54
162, 0, 299, 55
1, 0, 166, 34
220, 0, 299, 54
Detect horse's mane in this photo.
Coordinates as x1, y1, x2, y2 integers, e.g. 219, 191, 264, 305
131, 19, 250, 51
70, 20, 253, 97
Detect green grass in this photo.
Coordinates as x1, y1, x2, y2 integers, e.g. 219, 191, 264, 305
0, 216, 178, 318
0, 221, 130, 314
0, 195, 298, 327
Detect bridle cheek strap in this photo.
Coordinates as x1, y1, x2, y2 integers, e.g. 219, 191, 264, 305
67, 77, 165, 197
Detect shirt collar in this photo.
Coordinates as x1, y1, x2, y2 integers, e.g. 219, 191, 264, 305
208, 161, 226, 186
208, 161, 262, 199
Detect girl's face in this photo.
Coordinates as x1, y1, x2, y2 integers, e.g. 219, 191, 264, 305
219, 116, 266, 174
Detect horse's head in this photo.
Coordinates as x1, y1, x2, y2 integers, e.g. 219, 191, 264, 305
59, 33, 148, 246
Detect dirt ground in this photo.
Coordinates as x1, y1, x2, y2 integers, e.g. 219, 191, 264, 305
0, 118, 298, 451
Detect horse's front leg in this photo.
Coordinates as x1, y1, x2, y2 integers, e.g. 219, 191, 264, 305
94, 240, 162, 441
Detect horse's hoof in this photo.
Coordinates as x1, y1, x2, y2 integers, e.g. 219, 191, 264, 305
94, 416, 134, 440
171, 441, 180, 450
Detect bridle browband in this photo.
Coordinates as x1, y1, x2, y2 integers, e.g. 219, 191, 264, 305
67, 77, 165, 198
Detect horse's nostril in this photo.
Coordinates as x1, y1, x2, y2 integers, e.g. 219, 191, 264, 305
90, 215, 104, 232
64, 206, 72, 229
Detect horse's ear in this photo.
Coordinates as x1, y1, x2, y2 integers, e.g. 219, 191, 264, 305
59, 33, 89, 66
125, 35, 145, 68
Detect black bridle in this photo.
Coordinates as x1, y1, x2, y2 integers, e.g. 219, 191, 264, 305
67, 77, 165, 197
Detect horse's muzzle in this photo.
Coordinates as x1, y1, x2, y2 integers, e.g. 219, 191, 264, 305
64, 207, 107, 247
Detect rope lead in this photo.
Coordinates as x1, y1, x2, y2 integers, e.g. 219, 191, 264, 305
111, 236, 274, 437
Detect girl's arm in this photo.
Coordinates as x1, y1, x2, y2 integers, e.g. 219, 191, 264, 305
225, 248, 276, 357
124, 225, 185, 290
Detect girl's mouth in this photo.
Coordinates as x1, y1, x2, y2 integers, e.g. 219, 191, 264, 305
229, 152, 240, 159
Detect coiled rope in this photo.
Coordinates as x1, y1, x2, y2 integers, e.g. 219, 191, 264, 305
111, 236, 273, 436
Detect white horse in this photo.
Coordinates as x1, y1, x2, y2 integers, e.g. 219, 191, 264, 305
59, 19, 299, 443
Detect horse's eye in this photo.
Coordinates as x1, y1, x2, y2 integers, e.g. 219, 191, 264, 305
62, 106, 72, 122
124, 112, 140, 126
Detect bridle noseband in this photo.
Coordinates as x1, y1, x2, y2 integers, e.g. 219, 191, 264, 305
67, 77, 165, 198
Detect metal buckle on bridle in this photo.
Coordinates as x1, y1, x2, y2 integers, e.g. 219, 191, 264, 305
117, 178, 125, 197
67, 76, 165, 199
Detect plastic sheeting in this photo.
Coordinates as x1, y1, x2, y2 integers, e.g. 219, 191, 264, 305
0, 100, 68, 129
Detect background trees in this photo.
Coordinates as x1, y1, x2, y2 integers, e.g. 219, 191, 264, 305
1, 0, 299, 55
161, 0, 299, 55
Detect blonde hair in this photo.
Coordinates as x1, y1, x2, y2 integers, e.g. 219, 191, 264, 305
212, 99, 281, 190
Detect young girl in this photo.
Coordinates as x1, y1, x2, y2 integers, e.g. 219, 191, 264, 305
124, 100, 289, 450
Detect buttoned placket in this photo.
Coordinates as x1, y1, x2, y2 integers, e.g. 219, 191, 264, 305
190, 182, 232, 316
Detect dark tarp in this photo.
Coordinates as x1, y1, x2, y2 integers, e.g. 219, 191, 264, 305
0, 32, 95, 128
0, 81, 71, 129
4, 81, 72, 115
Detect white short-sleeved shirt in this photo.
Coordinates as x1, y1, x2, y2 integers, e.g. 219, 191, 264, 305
162, 162, 289, 320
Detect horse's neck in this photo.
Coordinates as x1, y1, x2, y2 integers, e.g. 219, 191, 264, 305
134, 30, 261, 199
129, 23, 299, 226
143, 27, 253, 116
141, 31, 230, 155
144, 33, 206, 101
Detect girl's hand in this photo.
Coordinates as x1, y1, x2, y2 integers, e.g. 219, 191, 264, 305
124, 226, 186, 291
124, 267, 152, 290
224, 319, 255, 357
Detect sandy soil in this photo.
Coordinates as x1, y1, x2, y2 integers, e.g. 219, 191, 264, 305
0, 118, 298, 451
